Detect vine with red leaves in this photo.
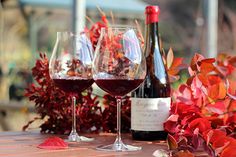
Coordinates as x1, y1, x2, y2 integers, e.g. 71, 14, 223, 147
164, 53, 236, 157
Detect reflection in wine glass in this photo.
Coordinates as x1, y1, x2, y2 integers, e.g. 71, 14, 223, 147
49, 32, 94, 142
93, 26, 146, 151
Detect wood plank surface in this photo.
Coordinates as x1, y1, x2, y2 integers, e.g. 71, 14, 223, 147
0, 131, 209, 157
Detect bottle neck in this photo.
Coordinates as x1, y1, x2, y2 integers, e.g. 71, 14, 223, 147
145, 22, 160, 57
145, 21, 168, 85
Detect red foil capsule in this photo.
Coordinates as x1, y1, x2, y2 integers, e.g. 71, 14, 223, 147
145, 5, 160, 24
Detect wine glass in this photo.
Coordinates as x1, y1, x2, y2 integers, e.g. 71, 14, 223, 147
49, 32, 94, 142
93, 26, 146, 151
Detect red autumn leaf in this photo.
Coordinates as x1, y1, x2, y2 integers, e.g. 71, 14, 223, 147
202, 58, 216, 63
226, 79, 236, 100
204, 130, 213, 145
216, 54, 236, 76
186, 76, 194, 86
101, 15, 108, 24
218, 82, 227, 99
208, 75, 222, 85
167, 58, 186, 81
190, 53, 205, 71
189, 54, 216, 75
188, 66, 196, 77
171, 58, 185, 69
214, 142, 230, 156
226, 112, 236, 125
226, 64, 235, 74
89, 21, 107, 49
200, 58, 216, 74
201, 58, 216, 65
37, 137, 68, 150
166, 48, 185, 83
192, 128, 200, 149
167, 114, 179, 122
189, 118, 211, 133
183, 126, 194, 137
190, 76, 207, 100
228, 56, 236, 67
167, 134, 178, 150
206, 116, 224, 128
208, 82, 227, 101
178, 84, 192, 97
164, 114, 180, 134
220, 145, 236, 157
213, 136, 236, 156
164, 115, 179, 134
212, 136, 236, 149
206, 101, 226, 115
215, 64, 233, 77
171, 102, 201, 117
164, 121, 178, 134
174, 85, 193, 105
180, 113, 202, 128
203, 129, 226, 146
197, 73, 209, 86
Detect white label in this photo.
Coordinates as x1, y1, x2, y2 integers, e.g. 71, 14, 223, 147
131, 97, 171, 131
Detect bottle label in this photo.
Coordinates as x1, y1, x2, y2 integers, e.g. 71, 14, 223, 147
131, 97, 171, 131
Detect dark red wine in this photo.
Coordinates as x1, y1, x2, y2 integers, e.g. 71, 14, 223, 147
53, 78, 94, 93
95, 79, 144, 96
131, 6, 171, 141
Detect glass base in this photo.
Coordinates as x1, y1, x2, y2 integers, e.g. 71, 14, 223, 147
67, 131, 94, 142
96, 141, 141, 152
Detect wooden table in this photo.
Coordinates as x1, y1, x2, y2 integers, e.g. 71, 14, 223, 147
0, 131, 209, 157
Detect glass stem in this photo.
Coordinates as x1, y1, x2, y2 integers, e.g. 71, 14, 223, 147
72, 96, 77, 133
115, 96, 122, 146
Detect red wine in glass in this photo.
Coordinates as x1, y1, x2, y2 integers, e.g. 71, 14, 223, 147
95, 79, 144, 96
53, 78, 94, 93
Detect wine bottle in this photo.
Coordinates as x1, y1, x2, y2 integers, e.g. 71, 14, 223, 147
131, 5, 171, 141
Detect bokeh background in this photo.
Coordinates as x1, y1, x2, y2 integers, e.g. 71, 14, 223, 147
0, 0, 235, 131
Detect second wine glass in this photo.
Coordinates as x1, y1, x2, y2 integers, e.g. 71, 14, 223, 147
93, 26, 146, 151
49, 32, 94, 142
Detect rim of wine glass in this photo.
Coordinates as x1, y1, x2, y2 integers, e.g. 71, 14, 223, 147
56, 31, 87, 37
101, 25, 137, 30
